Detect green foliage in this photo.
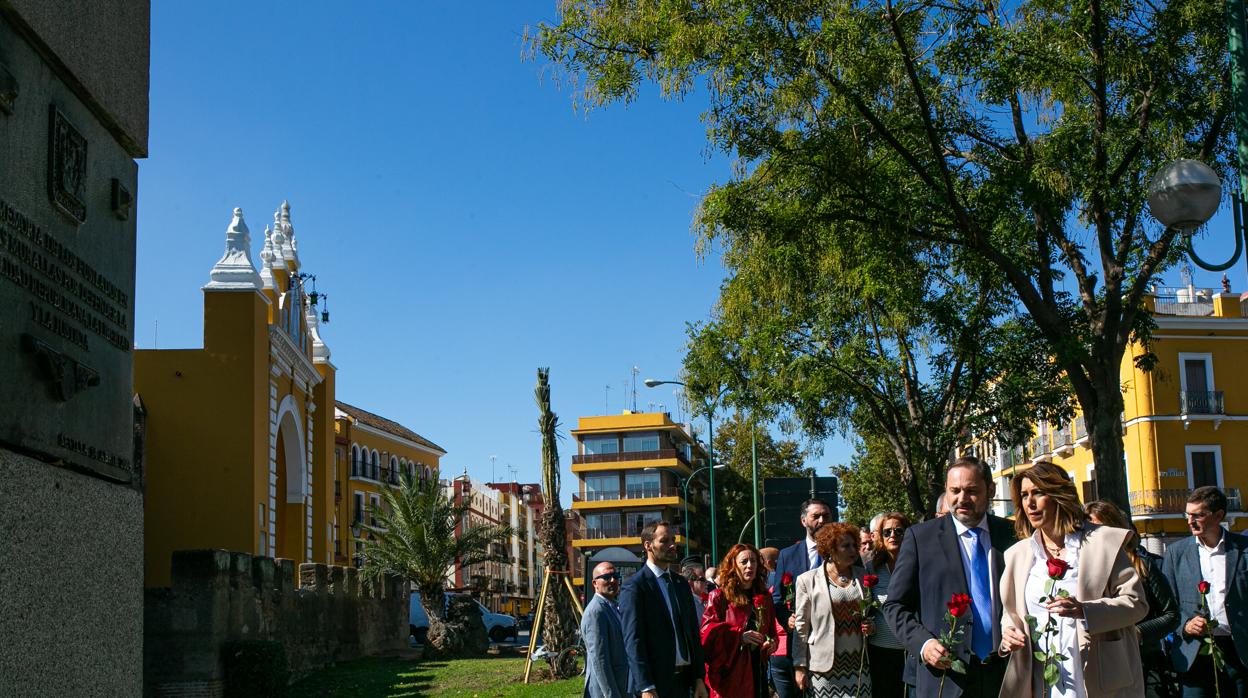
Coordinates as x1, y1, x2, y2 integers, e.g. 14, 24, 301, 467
703, 411, 809, 549
532, 0, 1233, 513
222, 640, 288, 698
359, 470, 511, 621
832, 433, 919, 525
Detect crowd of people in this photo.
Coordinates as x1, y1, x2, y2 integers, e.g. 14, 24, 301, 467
578, 457, 1247, 698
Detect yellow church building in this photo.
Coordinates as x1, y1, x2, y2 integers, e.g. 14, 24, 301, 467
137, 203, 441, 587
972, 273, 1248, 546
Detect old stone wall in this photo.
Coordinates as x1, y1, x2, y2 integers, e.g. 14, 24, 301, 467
144, 550, 408, 696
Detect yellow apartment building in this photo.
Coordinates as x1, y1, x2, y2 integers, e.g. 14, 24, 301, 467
333, 401, 445, 566
971, 276, 1248, 547
137, 203, 443, 586
569, 411, 710, 585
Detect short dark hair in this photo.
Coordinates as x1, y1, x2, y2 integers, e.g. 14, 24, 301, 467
1188, 486, 1228, 515
948, 456, 992, 487
801, 499, 832, 518
639, 520, 674, 544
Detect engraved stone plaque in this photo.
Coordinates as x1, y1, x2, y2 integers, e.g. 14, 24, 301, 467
0, 15, 137, 483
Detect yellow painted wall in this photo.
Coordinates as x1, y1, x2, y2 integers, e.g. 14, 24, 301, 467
138, 290, 270, 587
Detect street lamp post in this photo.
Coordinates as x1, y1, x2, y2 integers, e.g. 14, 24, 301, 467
644, 378, 736, 561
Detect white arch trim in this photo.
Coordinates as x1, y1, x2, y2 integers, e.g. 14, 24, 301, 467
275, 395, 307, 504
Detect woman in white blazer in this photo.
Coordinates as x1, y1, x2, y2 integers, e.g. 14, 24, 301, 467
998, 462, 1148, 698
793, 521, 875, 698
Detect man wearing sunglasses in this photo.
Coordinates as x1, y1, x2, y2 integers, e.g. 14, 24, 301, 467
582, 561, 628, 698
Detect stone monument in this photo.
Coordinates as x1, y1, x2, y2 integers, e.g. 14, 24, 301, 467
0, 1, 149, 695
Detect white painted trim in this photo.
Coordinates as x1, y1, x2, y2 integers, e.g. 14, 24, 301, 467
351, 420, 447, 456
1178, 352, 1216, 394
1154, 334, 1248, 341
275, 395, 307, 504
1185, 444, 1225, 489
269, 325, 322, 389
1123, 414, 1248, 428
1155, 317, 1248, 330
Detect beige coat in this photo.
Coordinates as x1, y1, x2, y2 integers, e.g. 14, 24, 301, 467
792, 564, 868, 673
999, 524, 1148, 698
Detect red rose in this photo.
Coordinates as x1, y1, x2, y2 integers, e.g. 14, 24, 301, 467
1046, 557, 1070, 580
1198, 580, 1211, 594
753, 593, 768, 609
781, 572, 794, 586
863, 574, 879, 589
947, 594, 971, 618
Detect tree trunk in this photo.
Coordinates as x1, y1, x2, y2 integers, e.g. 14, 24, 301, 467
1081, 374, 1131, 515
536, 368, 578, 678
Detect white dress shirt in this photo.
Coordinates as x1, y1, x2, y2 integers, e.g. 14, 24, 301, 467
645, 559, 691, 666
1197, 528, 1232, 635
1024, 530, 1087, 698
806, 536, 820, 570
951, 515, 996, 609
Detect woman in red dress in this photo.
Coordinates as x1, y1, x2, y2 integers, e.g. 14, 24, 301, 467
701, 543, 778, 698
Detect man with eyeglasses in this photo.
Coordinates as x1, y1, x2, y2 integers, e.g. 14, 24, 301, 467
1163, 486, 1248, 697
582, 561, 629, 698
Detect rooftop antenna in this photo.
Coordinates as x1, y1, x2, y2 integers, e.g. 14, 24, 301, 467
630, 366, 640, 412
507, 463, 518, 483
605, 384, 611, 414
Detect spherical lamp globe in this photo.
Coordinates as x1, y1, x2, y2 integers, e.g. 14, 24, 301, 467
1147, 159, 1222, 232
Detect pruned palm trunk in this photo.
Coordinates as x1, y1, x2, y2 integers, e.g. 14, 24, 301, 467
536, 368, 578, 678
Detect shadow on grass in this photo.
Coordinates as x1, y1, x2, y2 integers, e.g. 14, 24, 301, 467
290, 654, 581, 698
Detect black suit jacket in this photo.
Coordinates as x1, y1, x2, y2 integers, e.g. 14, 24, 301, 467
882, 514, 1017, 698
771, 539, 814, 656
620, 564, 706, 697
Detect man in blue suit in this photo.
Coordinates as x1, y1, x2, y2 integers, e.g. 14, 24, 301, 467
883, 457, 1015, 698
582, 561, 629, 698
1164, 486, 1248, 697
769, 498, 833, 698
620, 520, 707, 698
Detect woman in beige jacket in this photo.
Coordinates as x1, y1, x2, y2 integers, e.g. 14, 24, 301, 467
998, 461, 1148, 698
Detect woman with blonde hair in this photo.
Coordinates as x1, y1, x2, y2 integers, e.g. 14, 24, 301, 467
701, 543, 777, 698
793, 521, 875, 698
998, 462, 1149, 697
1085, 499, 1179, 697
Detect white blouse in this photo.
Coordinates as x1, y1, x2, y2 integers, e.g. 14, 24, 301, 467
1023, 531, 1087, 698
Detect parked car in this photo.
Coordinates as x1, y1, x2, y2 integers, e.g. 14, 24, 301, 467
409, 592, 519, 644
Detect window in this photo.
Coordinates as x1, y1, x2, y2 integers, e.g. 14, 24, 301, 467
623, 433, 660, 453
1187, 447, 1222, 489
370, 451, 380, 480
353, 492, 364, 523
389, 456, 399, 484
1179, 353, 1217, 414
585, 513, 620, 537
625, 471, 661, 499
625, 511, 663, 535
584, 474, 619, 501
370, 494, 381, 526
584, 437, 618, 455
351, 445, 361, 477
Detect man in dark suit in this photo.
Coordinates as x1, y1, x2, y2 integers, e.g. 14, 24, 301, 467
582, 561, 628, 698
769, 498, 833, 698
1163, 486, 1248, 698
619, 520, 707, 698
883, 457, 1016, 698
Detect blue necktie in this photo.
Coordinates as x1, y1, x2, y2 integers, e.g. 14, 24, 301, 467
967, 528, 993, 659
812, 551, 823, 570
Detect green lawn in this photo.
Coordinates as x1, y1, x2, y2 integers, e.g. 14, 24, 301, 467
290, 655, 583, 698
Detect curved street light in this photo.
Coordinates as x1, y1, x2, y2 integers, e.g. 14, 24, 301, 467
1147, 159, 1228, 270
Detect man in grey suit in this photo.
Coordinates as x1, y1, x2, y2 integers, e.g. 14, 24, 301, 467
582, 561, 629, 698
1163, 486, 1248, 698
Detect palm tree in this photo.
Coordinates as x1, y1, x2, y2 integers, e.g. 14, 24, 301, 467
359, 469, 510, 656
535, 367, 578, 678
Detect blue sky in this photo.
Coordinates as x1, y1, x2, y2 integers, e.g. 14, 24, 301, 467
138, 1, 854, 500
139, 2, 1241, 505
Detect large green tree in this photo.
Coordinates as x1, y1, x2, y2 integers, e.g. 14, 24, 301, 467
833, 432, 924, 525
532, 0, 1232, 513
360, 470, 511, 656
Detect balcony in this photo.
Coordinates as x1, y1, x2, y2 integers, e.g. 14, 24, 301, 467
571, 486, 689, 510
572, 448, 691, 467
1180, 391, 1225, 416
350, 463, 381, 480
1154, 286, 1215, 317
572, 523, 687, 546
1130, 488, 1242, 516
1074, 416, 1088, 443
1054, 426, 1074, 457
1028, 435, 1048, 461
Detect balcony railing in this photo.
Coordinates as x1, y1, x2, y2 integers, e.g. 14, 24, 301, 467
576, 524, 685, 540
1180, 391, 1225, 416
1154, 287, 1215, 316
1074, 416, 1087, 441
1028, 435, 1047, 458
351, 462, 381, 480
574, 486, 685, 503
1130, 488, 1242, 515
572, 448, 691, 466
